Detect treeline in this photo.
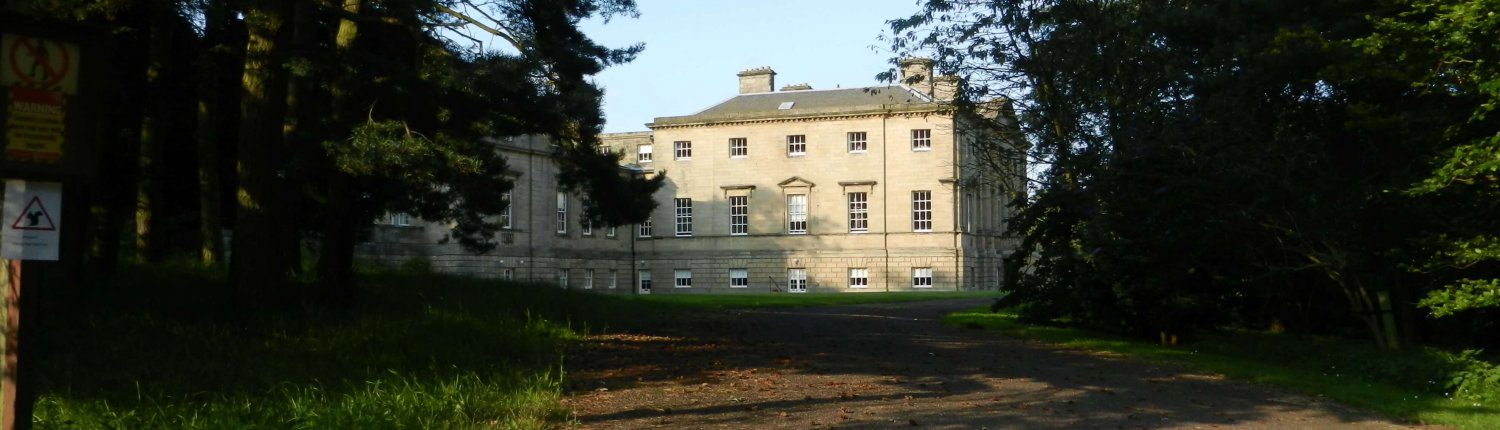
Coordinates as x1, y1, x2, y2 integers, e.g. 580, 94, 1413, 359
890, 0, 1499, 350
11, 0, 660, 305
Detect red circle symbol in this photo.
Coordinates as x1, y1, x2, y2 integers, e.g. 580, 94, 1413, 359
8, 36, 70, 88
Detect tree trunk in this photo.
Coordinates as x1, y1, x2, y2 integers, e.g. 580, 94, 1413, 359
195, 0, 240, 265
135, 2, 174, 263
319, 0, 364, 303
231, 0, 298, 305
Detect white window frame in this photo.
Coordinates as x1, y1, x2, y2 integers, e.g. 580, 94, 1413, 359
729, 137, 748, 158
729, 268, 749, 288
912, 190, 933, 232
500, 192, 512, 229
787, 135, 806, 156
729, 195, 748, 236
638, 218, 653, 238
674, 140, 692, 160
911, 129, 932, 151
847, 131, 867, 153
637, 144, 653, 163
675, 198, 693, 237
674, 269, 692, 288
848, 192, 868, 233
788, 268, 807, 293
557, 269, 569, 288
608, 269, 618, 289
787, 194, 808, 234
638, 270, 652, 294
849, 268, 869, 289
501, 268, 515, 280
912, 267, 934, 288
584, 269, 595, 289
607, 225, 616, 237
385, 213, 410, 226
555, 192, 568, 234
581, 199, 593, 236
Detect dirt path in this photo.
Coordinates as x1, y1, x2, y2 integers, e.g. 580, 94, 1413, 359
563, 298, 1416, 429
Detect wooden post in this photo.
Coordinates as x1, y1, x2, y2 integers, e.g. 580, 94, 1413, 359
1, 260, 17, 429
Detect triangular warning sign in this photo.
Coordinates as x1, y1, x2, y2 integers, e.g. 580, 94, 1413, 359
10, 196, 56, 231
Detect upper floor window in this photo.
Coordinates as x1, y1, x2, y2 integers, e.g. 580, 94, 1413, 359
912, 190, 933, 232
384, 212, 411, 227
638, 218, 653, 238
729, 138, 748, 158
675, 198, 693, 236
500, 192, 512, 229
607, 225, 617, 237
847, 132, 867, 153
581, 198, 593, 235
729, 195, 749, 235
848, 192, 868, 233
555, 192, 568, 234
787, 135, 806, 156
637, 144, 653, 163
911, 129, 932, 151
787, 194, 808, 234
674, 141, 692, 160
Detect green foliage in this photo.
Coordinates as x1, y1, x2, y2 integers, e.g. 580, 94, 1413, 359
1422, 279, 1500, 318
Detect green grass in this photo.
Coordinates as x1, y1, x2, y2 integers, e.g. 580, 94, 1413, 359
946, 307, 1500, 429
619, 290, 992, 310
31, 263, 989, 429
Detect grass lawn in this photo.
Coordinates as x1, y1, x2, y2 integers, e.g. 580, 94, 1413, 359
946, 307, 1500, 429
620, 290, 992, 310
31, 264, 989, 429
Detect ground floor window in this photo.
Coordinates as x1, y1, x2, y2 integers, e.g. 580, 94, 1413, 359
848, 268, 869, 288
501, 268, 514, 280
674, 270, 693, 288
608, 269, 618, 289
788, 269, 807, 293
584, 269, 595, 289
912, 267, 933, 288
638, 270, 652, 294
729, 268, 749, 288
558, 269, 569, 288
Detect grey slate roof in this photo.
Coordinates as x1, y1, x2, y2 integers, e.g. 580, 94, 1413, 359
650, 86, 945, 127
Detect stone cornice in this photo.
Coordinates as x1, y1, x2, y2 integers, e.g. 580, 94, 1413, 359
648, 106, 955, 130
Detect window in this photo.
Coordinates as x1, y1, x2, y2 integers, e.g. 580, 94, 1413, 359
787, 135, 806, 156
730, 268, 749, 288
581, 199, 593, 236
501, 268, 514, 280
674, 270, 692, 288
584, 269, 595, 289
387, 213, 411, 226
912, 190, 933, 232
555, 192, 568, 234
787, 194, 808, 234
608, 269, 618, 289
729, 196, 748, 235
847, 132, 867, 153
729, 138, 748, 158
849, 268, 869, 289
911, 129, 932, 151
788, 269, 807, 293
499, 192, 512, 229
607, 226, 616, 237
912, 267, 934, 288
674, 141, 692, 160
637, 144, 653, 163
778, 101, 795, 110
557, 269, 569, 288
675, 198, 693, 237
638, 218, 653, 237
638, 270, 652, 294
848, 192, 868, 233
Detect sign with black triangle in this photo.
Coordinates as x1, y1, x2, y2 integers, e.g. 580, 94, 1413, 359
9, 196, 55, 231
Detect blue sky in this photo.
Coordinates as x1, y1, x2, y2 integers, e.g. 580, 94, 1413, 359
580, 0, 923, 133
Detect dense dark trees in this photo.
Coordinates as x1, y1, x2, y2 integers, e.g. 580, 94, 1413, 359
889, 0, 1499, 349
12, 0, 660, 304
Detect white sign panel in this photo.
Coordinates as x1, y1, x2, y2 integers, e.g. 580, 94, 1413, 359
1, 180, 61, 261
0, 34, 81, 94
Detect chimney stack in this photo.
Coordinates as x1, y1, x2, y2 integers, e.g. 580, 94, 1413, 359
737, 67, 776, 94
933, 75, 959, 102
898, 57, 934, 97
780, 83, 812, 91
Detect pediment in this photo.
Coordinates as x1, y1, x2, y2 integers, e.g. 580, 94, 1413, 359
777, 176, 816, 188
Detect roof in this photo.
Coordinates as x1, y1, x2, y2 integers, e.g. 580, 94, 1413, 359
650, 85, 947, 127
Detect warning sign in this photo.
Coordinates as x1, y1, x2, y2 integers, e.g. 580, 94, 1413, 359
0, 34, 79, 94
4, 87, 65, 163
1, 180, 61, 261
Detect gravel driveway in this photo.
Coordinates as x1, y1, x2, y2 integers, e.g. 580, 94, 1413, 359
563, 298, 1418, 429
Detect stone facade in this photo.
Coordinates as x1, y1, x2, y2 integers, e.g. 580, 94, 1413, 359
358, 61, 1021, 294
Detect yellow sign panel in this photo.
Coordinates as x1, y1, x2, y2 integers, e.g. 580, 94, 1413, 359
4, 87, 64, 163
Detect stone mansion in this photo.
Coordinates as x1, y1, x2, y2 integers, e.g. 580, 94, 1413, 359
358, 59, 1022, 293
